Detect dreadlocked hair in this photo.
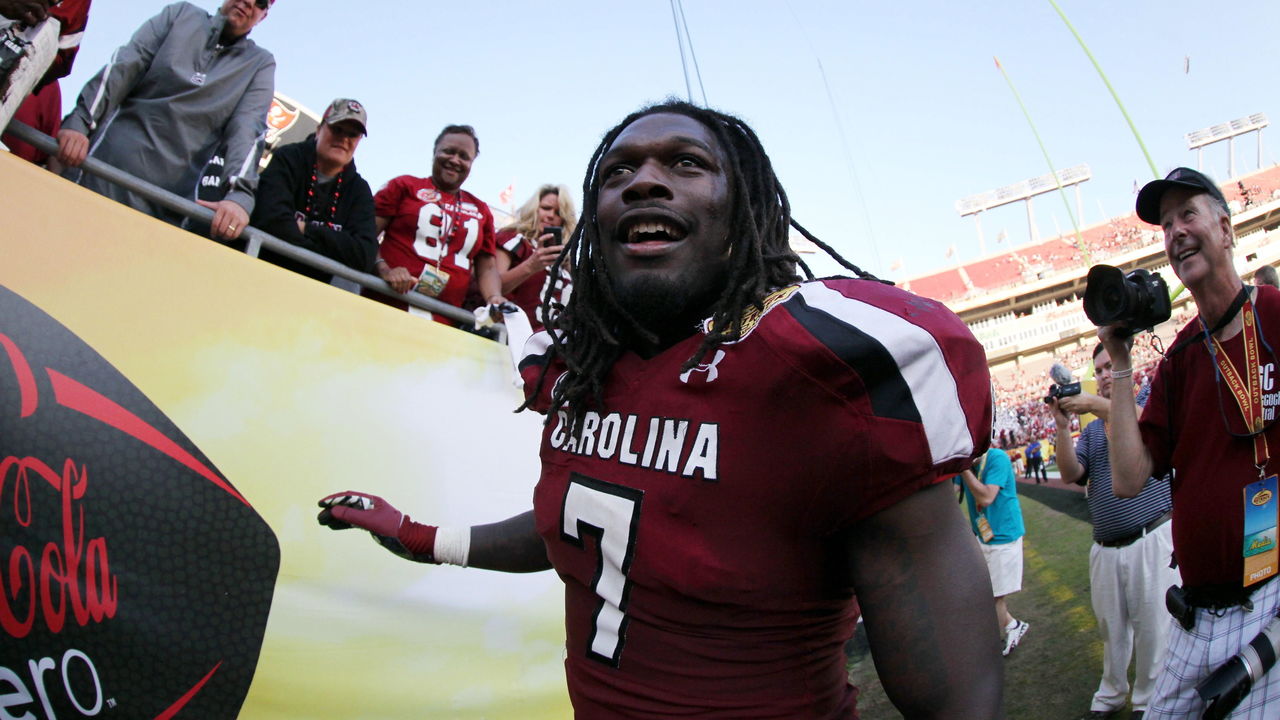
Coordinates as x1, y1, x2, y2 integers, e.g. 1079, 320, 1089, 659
521, 100, 881, 427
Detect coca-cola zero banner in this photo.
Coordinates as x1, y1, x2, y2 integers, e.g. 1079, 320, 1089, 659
1, 284, 279, 719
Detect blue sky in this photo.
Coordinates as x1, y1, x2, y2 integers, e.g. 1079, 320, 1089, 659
63, 1, 1280, 281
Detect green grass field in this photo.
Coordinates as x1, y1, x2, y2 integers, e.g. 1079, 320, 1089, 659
848, 479, 1145, 719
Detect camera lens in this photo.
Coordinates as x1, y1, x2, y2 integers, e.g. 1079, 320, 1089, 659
1083, 265, 1131, 326
1099, 284, 1126, 312
1082, 264, 1173, 335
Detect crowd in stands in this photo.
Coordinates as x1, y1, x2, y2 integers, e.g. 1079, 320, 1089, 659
992, 331, 1168, 453
907, 166, 1280, 307
1090, 217, 1160, 258
2, 0, 571, 331
989, 294, 1211, 461
1226, 171, 1280, 213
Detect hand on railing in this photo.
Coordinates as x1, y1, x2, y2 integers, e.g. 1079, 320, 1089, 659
55, 128, 88, 167
374, 259, 415, 294
196, 199, 249, 241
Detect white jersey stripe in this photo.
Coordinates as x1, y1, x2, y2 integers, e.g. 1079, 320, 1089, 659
798, 283, 974, 466
58, 31, 85, 50
520, 329, 555, 367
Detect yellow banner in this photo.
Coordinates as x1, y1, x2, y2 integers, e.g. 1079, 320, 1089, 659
0, 151, 569, 718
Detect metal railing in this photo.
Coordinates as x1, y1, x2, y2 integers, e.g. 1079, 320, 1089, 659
4, 119, 502, 340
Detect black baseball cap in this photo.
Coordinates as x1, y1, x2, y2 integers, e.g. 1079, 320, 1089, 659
1135, 167, 1229, 225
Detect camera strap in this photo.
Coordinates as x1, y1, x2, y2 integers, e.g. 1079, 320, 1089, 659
1164, 285, 1249, 359
1203, 286, 1252, 339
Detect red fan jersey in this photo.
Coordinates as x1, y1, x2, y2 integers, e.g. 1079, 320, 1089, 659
372, 175, 496, 313
497, 227, 572, 332
520, 278, 992, 718
1, 0, 92, 164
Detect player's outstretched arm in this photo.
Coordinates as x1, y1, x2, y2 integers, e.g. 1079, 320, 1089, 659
844, 481, 1004, 719
317, 492, 550, 573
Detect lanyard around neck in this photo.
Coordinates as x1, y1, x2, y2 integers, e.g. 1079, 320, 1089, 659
1206, 293, 1270, 472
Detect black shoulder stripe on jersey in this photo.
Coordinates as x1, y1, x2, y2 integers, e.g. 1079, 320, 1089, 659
518, 351, 550, 374
518, 331, 555, 374
784, 294, 923, 424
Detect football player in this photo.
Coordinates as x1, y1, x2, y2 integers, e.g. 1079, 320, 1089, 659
320, 101, 1002, 718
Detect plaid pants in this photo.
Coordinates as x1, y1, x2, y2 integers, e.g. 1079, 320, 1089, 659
1148, 578, 1280, 718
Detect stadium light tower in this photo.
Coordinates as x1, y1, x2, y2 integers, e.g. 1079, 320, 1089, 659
1186, 113, 1268, 179
955, 164, 1091, 255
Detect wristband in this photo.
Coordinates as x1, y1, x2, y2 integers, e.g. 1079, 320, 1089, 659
1111, 368, 1133, 380
433, 526, 471, 567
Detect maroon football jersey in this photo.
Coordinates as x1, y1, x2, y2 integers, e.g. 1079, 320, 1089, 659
372, 175, 496, 311
497, 228, 572, 332
520, 278, 992, 718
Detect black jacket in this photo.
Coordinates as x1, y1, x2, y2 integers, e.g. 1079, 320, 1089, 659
250, 137, 377, 281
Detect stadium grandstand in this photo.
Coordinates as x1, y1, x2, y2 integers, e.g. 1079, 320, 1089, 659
903, 164, 1280, 452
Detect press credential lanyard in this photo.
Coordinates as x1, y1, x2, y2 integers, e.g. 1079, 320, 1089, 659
1208, 297, 1278, 586
1208, 297, 1269, 472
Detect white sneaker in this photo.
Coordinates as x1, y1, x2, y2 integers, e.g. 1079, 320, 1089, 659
1002, 620, 1029, 656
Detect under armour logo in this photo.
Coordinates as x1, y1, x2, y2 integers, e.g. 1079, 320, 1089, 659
679, 349, 726, 384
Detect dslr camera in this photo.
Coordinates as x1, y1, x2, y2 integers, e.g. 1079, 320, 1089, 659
1082, 264, 1172, 337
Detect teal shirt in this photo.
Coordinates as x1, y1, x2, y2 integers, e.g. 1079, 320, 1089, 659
960, 448, 1024, 545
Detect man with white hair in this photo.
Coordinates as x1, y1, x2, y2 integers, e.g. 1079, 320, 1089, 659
1105, 167, 1280, 718
56, 0, 275, 242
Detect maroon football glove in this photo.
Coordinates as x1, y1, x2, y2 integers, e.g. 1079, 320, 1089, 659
317, 491, 439, 563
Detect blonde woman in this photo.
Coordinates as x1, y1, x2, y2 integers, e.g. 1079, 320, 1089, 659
495, 185, 577, 330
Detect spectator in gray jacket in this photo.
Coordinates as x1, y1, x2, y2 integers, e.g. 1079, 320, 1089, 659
56, 0, 275, 242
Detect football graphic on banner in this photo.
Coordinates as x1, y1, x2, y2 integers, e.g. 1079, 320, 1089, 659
0, 285, 279, 719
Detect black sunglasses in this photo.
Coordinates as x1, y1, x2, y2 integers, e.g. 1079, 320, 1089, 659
327, 123, 363, 139
254, 0, 271, 9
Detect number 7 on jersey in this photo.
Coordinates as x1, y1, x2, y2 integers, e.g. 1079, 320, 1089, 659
561, 474, 644, 667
